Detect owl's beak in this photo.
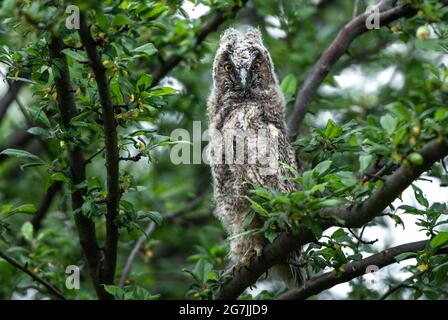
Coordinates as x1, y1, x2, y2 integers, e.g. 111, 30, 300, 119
239, 68, 248, 89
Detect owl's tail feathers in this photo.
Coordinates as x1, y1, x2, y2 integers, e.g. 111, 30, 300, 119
269, 250, 304, 288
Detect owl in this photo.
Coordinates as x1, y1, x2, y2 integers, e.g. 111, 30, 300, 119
207, 27, 302, 287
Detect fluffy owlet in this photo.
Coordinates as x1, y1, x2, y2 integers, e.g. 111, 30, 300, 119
207, 27, 302, 287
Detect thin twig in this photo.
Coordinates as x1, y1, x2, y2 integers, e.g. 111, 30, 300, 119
31, 181, 62, 231
0, 250, 66, 300
119, 153, 142, 162
0, 80, 22, 124
353, 0, 361, 19
119, 191, 208, 287
348, 228, 378, 245
379, 270, 424, 300
84, 146, 106, 165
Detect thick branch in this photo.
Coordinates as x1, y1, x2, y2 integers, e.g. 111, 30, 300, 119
79, 13, 121, 289
48, 36, 106, 299
152, 1, 247, 85
286, 0, 448, 140
215, 138, 448, 299
278, 240, 447, 300
0, 250, 66, 300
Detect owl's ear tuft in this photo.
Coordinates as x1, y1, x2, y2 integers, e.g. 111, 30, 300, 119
220, 27, 239, 45
244, 26, 263, 43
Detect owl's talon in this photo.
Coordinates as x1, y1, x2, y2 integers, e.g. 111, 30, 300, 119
241, 244, 263, 267
255, 245, 263, 257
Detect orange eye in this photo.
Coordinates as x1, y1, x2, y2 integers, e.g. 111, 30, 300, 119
224, 64, 232, 72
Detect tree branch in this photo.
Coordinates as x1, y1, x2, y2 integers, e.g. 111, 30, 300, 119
353, 0, 362, 19
0, 250, 66, 300
379, 271, 423, 300
278, 240, 447, 300
48, 35, 106, 299
31, 181, 62, 232
151, 0, 248, 85
0, 128, 34, 164
79, 13, 121, 291
0, 81, 22, 124
215, 138, 448, 299
286, 0, 448, 140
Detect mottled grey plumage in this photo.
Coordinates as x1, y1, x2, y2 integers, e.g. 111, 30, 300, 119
207, 27, 301, 287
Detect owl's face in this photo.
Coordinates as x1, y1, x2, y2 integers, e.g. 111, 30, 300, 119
212, 27, 276, 101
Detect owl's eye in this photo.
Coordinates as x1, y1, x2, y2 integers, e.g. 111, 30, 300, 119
224, 64, 232, 72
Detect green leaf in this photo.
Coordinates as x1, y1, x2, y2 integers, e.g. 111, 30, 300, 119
143, 4, 168, 19
302, 216, 322, 238
331, 228, 347, 239
103, 285, 126, 300
243, 196, 269, 216
21, 222, 33, 242
193, 259, 213, 284
359, 154, 374, 173
324, 119, 342, 139
110, 76, 124, 104
112, 14, 134, 26
50, 172, 70, 183
398, 205, 425, 215
313, 160, 332, 176
412, 184, 429, 208
415, 39, 444, 52
395, 252, 417, 262
434, 107, 447, 121
13, 204, 37, 214
0, 148, 42, 162
132, 43, 157, 56
61, 49, 88, 62
386, 102, 413, 120
27, 127, 50, 138
136, 73, 153, 91
316, 198, 343, 208
28, 105, 51, 128
380, 114, 397, 135
146, 211, 163, 226
388, 213, 405, 229
243, 211, 255, 230
0, 204, 36, 219
280, 74, 297, 102
430, 232, 448, 248
337, 171, 357, 187
265, 228, 277, 243
149, 86, 177, 96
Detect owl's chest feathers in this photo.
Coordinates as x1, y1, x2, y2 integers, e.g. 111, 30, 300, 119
221, 103, 264, 131
210, 102, 280, 197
